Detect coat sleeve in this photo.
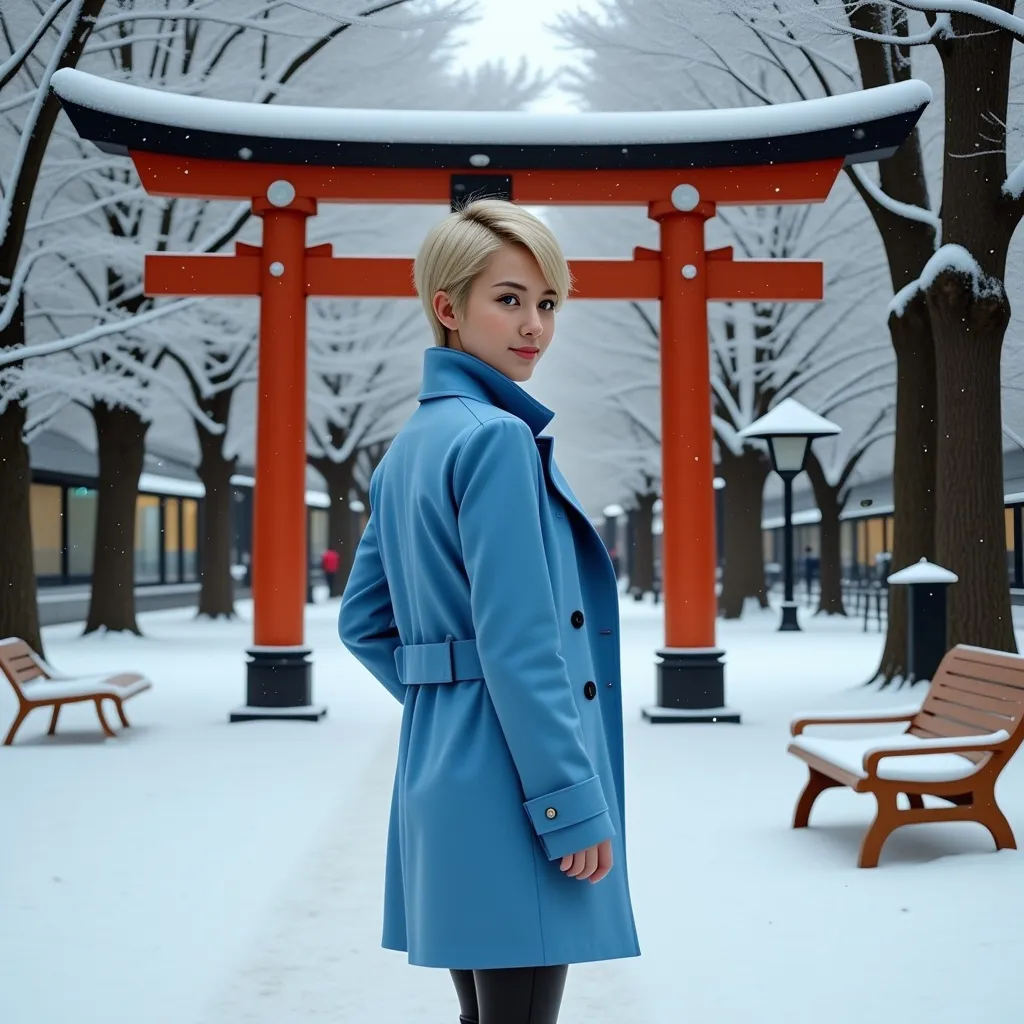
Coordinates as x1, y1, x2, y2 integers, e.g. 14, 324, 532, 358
452, 417, 615, 862
338, 494, 405, 705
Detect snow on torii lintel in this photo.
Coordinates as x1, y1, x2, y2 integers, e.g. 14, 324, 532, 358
887, 558, 959, 585
739, 398, 841, 440
49, 68, 932, 172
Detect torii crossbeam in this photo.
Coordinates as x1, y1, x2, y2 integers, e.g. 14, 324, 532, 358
51, 69, 930, 724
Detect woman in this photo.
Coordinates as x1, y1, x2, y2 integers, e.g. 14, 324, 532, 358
339, 200, 640, 1024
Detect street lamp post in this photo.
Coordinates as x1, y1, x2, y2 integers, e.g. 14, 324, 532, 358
739, 399, 841, 632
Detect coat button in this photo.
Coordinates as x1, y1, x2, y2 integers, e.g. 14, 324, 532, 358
584, 681, 597, 700
545, 807, 557, 819
571, 610, 584, 629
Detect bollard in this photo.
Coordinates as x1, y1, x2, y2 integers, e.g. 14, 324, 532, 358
886, 557, 958, 684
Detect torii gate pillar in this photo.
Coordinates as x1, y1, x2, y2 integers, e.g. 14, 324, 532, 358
649, 197, 729, 719
241, 194, 325, 721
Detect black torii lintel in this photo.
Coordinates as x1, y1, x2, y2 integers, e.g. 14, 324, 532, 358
50, 69, 930, 173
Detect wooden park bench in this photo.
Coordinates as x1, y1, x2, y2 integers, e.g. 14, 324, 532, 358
0, 637, 152, 746
788, 644, 1024, 867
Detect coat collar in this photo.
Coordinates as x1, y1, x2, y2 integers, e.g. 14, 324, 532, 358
418, 346, 555, 437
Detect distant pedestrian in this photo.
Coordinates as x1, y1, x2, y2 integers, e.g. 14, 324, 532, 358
321, 547, 340, 595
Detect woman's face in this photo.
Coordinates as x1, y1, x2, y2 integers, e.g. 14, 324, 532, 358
431, 242, 557, 383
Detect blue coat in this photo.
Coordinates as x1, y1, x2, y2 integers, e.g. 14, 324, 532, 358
339, 345, 641, 970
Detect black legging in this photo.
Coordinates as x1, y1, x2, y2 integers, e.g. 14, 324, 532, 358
450, 965, 569, 1024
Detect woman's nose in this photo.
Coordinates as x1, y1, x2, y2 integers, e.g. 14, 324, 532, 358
522, 312, 542, 335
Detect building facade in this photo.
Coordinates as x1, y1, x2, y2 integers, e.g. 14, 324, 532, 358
28, 428, 332, 588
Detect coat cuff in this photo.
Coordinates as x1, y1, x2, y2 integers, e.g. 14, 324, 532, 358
522, 776, 614, 860
536, 811, 617, 862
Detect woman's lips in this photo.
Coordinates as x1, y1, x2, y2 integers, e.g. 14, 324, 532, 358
511, 348, 538, 360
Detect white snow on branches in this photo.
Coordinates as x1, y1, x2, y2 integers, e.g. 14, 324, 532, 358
898, 0, 1024, 42
848, 164, 941, 234
888, 244, 1005, 316
1004, 159, 1024, 201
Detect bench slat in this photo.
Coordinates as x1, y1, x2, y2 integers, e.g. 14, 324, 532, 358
922, 696, 1019, 736
0, 644, 47, 687
903, 730, 988, 763
933, 681, 1024, 716
909, 713, 998, 740
944, 660, 1024, 692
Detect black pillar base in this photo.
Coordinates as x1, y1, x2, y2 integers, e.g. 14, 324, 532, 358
778, 601, 801, 631
642, 648, 740, 724
230, 647, 327, 723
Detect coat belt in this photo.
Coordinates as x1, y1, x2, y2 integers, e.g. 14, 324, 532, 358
394, 635, 484, 685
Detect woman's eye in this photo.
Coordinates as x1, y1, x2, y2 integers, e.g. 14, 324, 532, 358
499, 295, 556, 310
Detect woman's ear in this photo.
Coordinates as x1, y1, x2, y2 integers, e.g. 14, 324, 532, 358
432, 290, 459, 330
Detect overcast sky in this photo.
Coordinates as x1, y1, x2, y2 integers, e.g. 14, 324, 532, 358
450, 0, 604, 112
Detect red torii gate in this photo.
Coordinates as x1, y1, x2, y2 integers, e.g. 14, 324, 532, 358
51, 69, 929, 724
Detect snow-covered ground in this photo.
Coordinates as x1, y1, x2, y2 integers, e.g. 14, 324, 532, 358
2, 594, 1022, 1024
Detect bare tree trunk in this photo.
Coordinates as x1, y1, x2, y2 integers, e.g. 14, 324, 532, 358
195, 391, 237, 619
847, 5, 939, 683
873, 300, 938, 684
629, 492, 657, 597
84, 403, 148, 635
804, 452, 846, 617
0, 355, 43, 654
0, 2, 105, 655
717, 445, 770, 618
340, 488, 364, 592
932, 286, 1012, 649
928, 15, 1018, 654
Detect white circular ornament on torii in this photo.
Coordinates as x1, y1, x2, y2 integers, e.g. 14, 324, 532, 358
267, 179, 296, 207
671, 184, 701, 211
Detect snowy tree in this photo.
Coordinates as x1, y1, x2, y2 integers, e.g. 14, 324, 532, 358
552, 0, 974, 673
1, 0, 471, 635
549, 15, 896, 619
724, 0, 1024, 661
536, 317, 664, 595
734, 0, 1024, 662
711, 192, 890, 616
835, 0, 1024, 658
797, 374, 897, 617
159, 300, 256, 619
306, 299, 423, 594
297, 55, 550, 596
0, 0, 108, 654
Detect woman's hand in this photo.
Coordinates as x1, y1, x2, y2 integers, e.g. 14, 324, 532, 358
559, 838, 613, 883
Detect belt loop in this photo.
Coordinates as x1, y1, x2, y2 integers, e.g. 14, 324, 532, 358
444, 634, 456, 683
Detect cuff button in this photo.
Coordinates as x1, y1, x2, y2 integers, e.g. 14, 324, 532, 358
545, 807, 558, 819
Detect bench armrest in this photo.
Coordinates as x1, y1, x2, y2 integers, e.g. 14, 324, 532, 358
862, 729, 1010, 776
790, 704, 924, 736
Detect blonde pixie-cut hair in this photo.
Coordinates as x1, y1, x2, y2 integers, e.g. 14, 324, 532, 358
413, 199, 573, 348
